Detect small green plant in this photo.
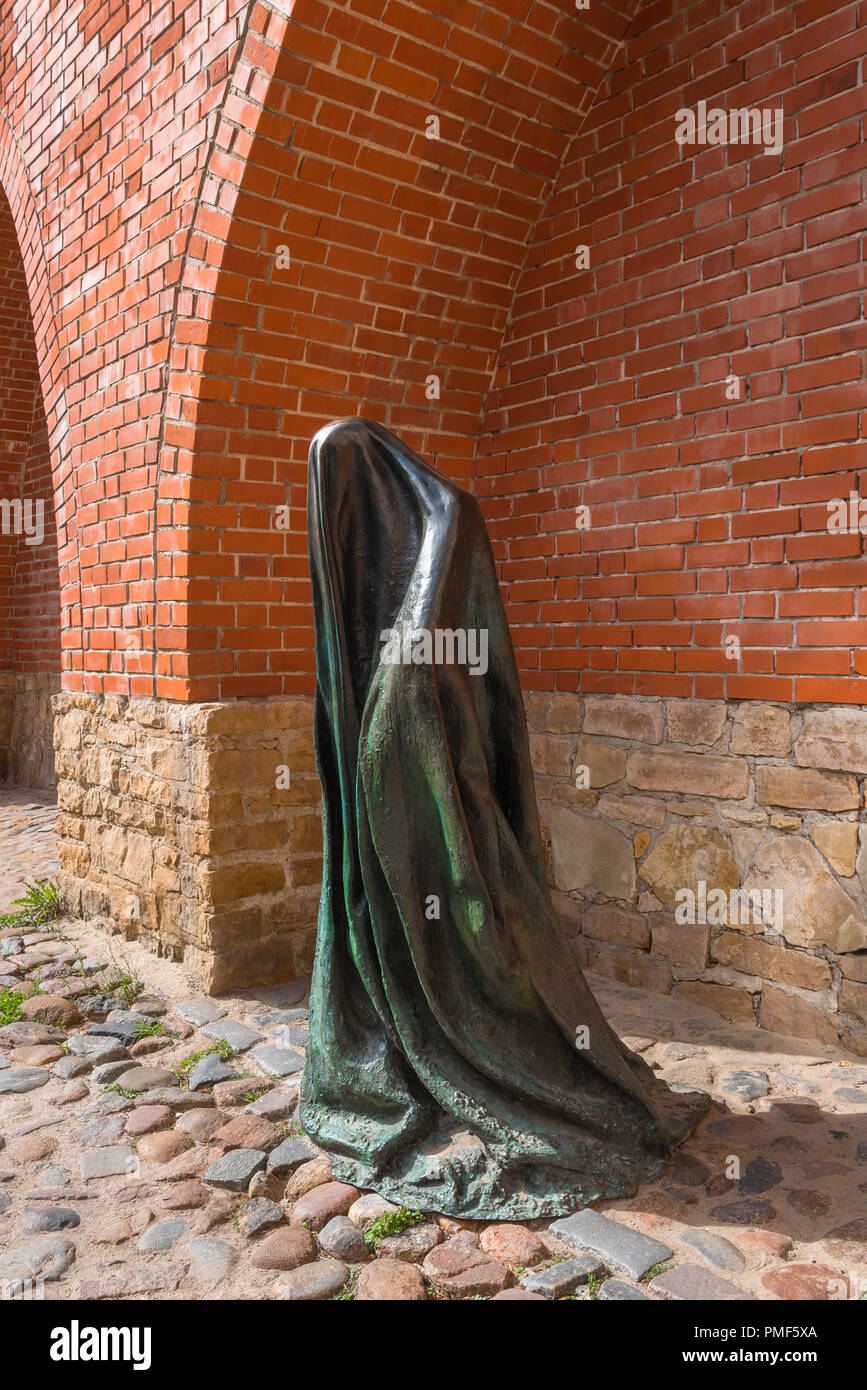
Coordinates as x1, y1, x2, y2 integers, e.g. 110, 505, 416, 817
333, 1268, 359, 1301
641, 1261, 672, 1282
278, 1119, 306, 1137
63, 947, 89, 981
0, 984, 39, 1026
102, 966, 144, 1007
102, 1083, 139, 1099
0, 879, 61, 930
586, 1271, 603, 1298
82, 942, 144, 1006
241, 1087, 271, 1104
172, 1039, 236, 1085
132, 1018, 167, 1038
364, 1206, 424, 1252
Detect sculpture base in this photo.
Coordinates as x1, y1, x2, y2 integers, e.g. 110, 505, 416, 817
314, 1086, 712, 1223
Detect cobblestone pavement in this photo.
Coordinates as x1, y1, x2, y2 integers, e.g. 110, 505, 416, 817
0, 790, 59, 910
0, 795, 865, 1302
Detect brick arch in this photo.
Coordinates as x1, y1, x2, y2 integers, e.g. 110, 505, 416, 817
0, 117, 69, 461
0, 177, 61, 785
158, 0, 644, 702
0, 116, 72, 667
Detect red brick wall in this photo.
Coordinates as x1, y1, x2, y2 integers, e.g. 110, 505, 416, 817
1, 0, 865, 703
0, 187, 60, 675
158, 0, 639, 699
479, 0, 867, 702
1, 0, 643, 700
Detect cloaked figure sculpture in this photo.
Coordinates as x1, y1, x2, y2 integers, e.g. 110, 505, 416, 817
300, 419, 709, 1220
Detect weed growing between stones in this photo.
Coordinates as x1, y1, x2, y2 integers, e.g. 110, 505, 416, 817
97, 945, 145, 1007
0, 983, 40, 1025
61, 941, 147, 1007
172, 1038, 236, 1085
277, 1118, 306, 1137
332, 1268, 359, 1300
241, 1088, 271, 1104
0, 878, 61, 930
133, 1019, 167, 1039
364, 1206, 424, 1252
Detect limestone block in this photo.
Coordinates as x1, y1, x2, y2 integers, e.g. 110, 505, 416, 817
201, 862, 286, 906
128, 699, 168, 729
666, 700, 727, 746
840, 954, 867, 983
58, 843, 91, 878
529, 733, 573, 777
755, 766, 858, 812
550, 785, 598, 809
290, 814, 323, 855
550, 805, 636, 900
185, 699, 315, 737
94, 825, 154, 885
650, 916, 710, 972
597, 793, 666, 828
673, 981, 754, 1023
744, 837, 867, 953
840, 979, 867, 1025
730, 704, 791, 756
759, 985, 838, 1046
524, 694, 581, 735
589, 951, 671, 993
711, 931, 831, 992
858, 827, 867, 894
795, 707, 867, 775
583, 696, 663, 744
627, 750, 748, 800
640, 825, 738, 907
289, 858, 323, 888
573, 737, 627, 788
582, 903, 650, 950
810, 821, 858, 876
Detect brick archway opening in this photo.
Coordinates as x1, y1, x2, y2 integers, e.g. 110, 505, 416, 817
0, 183, 60, 788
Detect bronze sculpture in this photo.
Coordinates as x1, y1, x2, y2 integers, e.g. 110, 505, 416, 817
300, 419, 709, 1220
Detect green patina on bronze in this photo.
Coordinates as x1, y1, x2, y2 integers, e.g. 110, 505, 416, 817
300, 419, 709, 1220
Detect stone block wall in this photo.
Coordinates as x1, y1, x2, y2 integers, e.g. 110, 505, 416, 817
528, 694, 867, 1058
50, 685, 867, 1049
0, 672, 60, 788
9, 672, 60, 787
53, 693, 321, 993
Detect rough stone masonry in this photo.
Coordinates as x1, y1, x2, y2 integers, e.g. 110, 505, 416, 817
49, 686, 867, 1059
529, 694, 867, 1058
53, 695, 321, 993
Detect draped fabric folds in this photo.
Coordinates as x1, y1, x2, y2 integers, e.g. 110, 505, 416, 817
299, 419, 709, 1220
